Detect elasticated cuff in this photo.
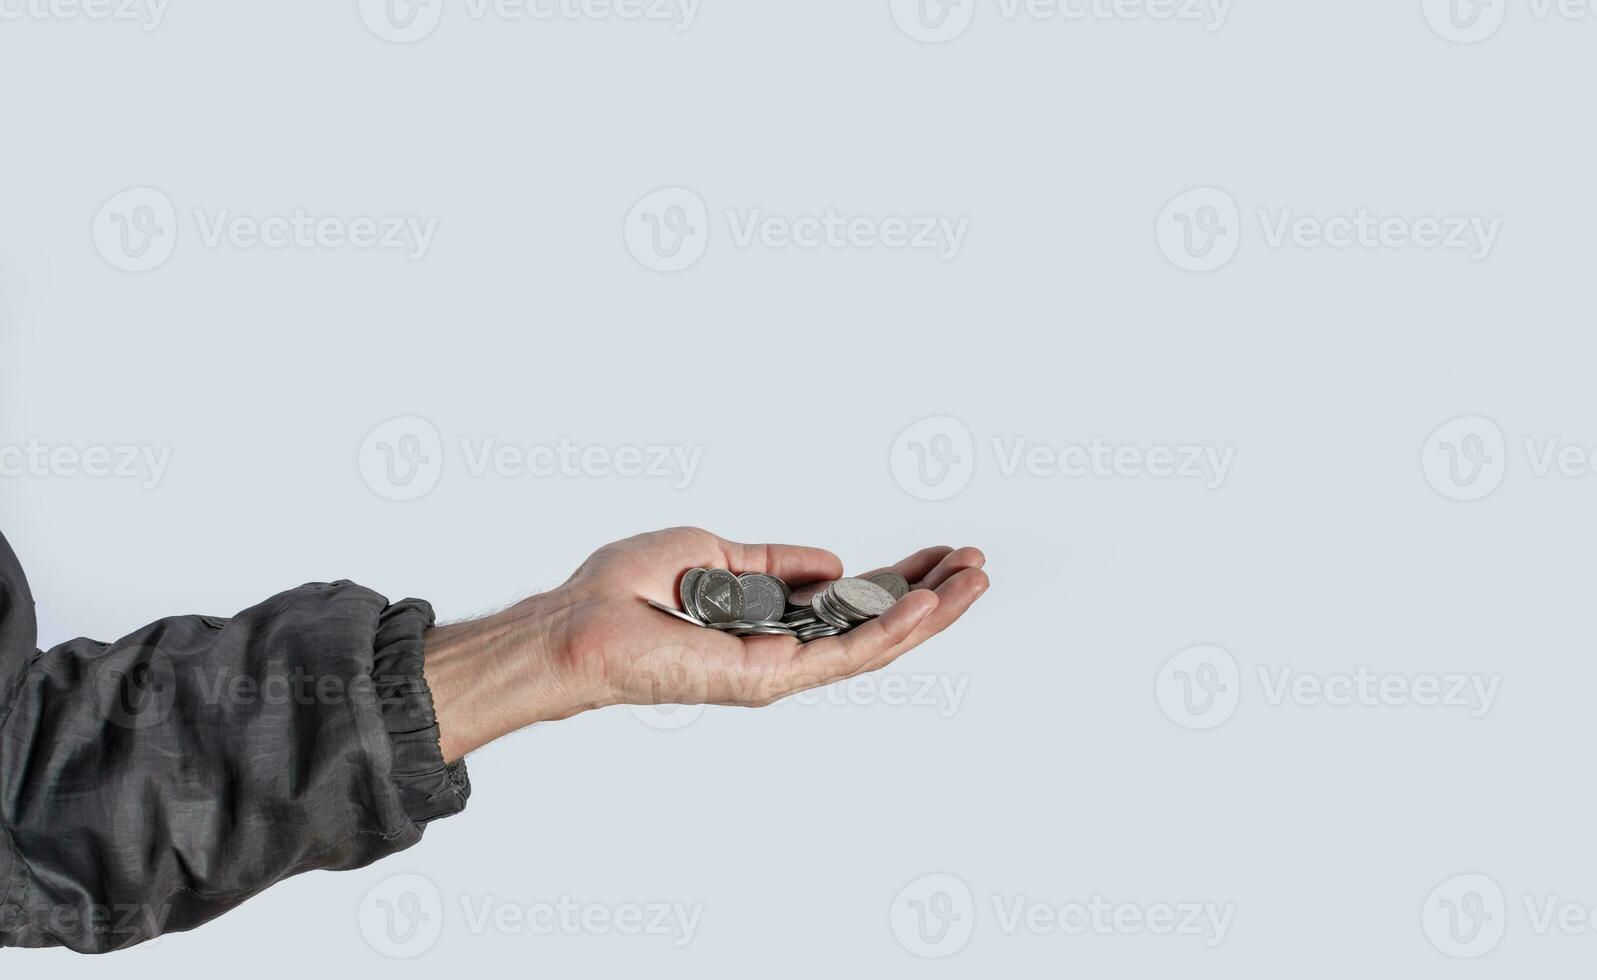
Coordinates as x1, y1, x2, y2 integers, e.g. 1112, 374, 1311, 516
373, 598, 471, 826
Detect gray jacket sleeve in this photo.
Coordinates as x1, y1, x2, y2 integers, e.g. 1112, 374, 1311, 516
0, 532, 469, 953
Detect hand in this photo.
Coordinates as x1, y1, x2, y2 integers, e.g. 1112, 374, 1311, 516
423, 527, 989, 761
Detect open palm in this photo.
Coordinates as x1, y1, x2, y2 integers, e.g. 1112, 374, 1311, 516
552, 527, 989, 710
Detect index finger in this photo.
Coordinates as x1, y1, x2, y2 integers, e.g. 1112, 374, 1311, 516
856, 546, 955, 589
718, 538, 844, 584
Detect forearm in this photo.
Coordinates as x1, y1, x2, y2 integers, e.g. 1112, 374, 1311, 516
423, 586, 598, 762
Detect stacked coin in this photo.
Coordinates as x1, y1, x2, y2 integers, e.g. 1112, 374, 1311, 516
650, 568, 911, 644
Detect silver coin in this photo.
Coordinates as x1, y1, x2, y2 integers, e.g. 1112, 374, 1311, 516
678, 568, 705, 617
738, 573, 787, 624
811, 591, 853, 630
693, 569, 743, 624
787, 581, 833, 609
865, 571, 910, 601
830, 578, 895, 619
738, 625, 799, 638
648, 598, 703, 626
706, 621, 799, 637
824, 589, 869, 625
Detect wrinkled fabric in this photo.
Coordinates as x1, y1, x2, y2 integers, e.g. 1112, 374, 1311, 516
0, 532, 468, 953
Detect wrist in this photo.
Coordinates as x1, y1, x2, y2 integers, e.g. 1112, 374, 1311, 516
422, 586, 591, 762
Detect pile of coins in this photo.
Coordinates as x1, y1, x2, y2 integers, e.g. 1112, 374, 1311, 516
648, 567, 911, 643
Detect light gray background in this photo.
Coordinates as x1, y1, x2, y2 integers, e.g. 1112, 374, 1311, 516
1, 0, 1590, 973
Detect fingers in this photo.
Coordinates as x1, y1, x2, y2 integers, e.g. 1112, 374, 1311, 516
771, 590, 939, 696
729, 566, 989, 704
915, 546, 986, 591
719, 537, 844, 585
861, 566, 989, 673
877, 546, 954, 585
